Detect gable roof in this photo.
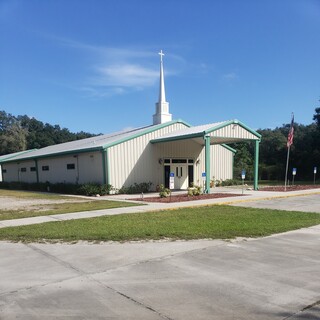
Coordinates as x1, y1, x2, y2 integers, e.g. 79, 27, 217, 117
151, 119, 261, 145
0, 120, 189, 163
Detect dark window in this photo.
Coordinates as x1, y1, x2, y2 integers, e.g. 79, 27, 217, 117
188, 159, 194, 163
2, 169, 7, 174
30, 167, 36, 172
164, 159, 170, 164
172, 159, 187, 164
42, 166, 49, 171
67, 163, 75, 170
20, 167, 27, 172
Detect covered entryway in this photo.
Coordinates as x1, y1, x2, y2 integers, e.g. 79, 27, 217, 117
152, 119, 261, 193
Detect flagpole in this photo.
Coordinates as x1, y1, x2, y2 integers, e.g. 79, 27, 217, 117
284, 112, 294, 191
284, 145, 290, 191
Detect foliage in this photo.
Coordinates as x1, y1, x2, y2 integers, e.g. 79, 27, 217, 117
187, 183, 202, 196
1, 206, 320, 242
158, 184, 171, 198
118, 182, 152, 194
0, 110, 96, 155
220, 179, 240, 186
231, 108, 320, 181
0, 181, 113, 196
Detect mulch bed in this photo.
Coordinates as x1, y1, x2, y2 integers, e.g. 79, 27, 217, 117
259, 185, 320, 192
132, 193, 244, 203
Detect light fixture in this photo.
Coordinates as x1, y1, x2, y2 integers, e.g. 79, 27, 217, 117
196, 159, 200, 165
158, 158, 163, 165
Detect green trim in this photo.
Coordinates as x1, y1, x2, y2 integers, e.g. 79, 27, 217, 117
35, 159, 39, 183
1, 147, 103, 164
221, 144, 237, 153
254, 140, 260, 190
104, 119, 190, 149
205, 135, 211, 194
151, 132, 202, 144
204, 119, 262, 139
0, 149, 37, 164
101, 150, 107, 185
105, 148, 110, 186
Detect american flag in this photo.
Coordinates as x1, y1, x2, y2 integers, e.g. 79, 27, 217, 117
287, 114, 294, 148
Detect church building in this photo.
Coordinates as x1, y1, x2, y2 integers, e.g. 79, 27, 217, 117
0, 52, 261, 193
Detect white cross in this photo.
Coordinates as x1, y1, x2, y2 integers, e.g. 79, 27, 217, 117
159, 50, 165, 62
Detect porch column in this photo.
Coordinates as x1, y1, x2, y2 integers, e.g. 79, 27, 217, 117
254, 140, 260, 190
205, 135, 211, 193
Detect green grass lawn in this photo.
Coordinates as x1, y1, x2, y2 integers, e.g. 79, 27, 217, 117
1, 205, 319, 242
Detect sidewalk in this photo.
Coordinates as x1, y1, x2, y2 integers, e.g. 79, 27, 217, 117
1, 187, 320, 229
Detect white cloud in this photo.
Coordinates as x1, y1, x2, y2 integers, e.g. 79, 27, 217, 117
222, 72, 239, 81
93, 64, 158, 87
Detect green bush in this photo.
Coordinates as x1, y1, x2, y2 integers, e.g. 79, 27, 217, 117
187, 183, 202, 196
159, 184, 171, 198
220, 179, 240, 186
0, 181, 113, 196
118, 182, 152, 194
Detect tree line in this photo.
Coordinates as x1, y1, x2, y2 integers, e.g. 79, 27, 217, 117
1, 108, 319, 182
0, 110, 95, 155
232, 108, 320, 181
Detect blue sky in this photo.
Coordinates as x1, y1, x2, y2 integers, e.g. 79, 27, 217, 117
1, 0, 320, 134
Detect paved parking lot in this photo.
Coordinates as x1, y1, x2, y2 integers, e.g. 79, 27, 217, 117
1, 191, 320, 319
231, 193, 320, 213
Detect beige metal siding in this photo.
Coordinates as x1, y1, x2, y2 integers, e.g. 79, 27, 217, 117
108, 122, 189, 189
1, 161, 37, 183
210, 145, 233, 181
37, 152, 103, 184
209, 124, 259, 140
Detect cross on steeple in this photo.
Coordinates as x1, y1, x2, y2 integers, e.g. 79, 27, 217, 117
153, 50, 172, 125
159, 50, 165, 62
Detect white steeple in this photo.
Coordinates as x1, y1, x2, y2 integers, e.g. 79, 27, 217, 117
153, 50, 172, 125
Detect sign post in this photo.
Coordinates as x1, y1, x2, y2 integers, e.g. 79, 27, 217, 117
314, 167, 317, 185
202, 172, 206, 192
169, 173, 174, 190
241, 169, 246, 194
292, 168, 297, 185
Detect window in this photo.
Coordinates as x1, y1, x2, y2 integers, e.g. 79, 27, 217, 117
30, 167, 36, 172
20, 167, 27, 172
172, 159, 187, 164
42, 166, 49, 171
67, 163, 75, 170
188, 159, 194, 163
2, 169, 7, 174
164, 159, 170, 164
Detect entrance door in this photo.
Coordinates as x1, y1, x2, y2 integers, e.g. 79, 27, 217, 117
173, 165, 188, 189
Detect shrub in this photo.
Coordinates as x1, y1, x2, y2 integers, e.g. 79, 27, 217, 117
118, 182, 152, 194
0, 181, 113, 196
187, 183, 202, 196
159, 184, 171, 198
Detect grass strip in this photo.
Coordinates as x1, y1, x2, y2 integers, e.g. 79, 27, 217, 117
0, 205, 319, 242
0, 201, 141, 221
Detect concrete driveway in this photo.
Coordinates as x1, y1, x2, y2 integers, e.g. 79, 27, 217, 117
1, 224, 320, 319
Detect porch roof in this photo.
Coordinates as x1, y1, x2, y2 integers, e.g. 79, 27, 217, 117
151, 119, 261, 145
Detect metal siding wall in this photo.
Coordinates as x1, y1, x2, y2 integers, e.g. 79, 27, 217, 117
38, 152, 103, 184
210, 145, 233, 181
108, 122, 189, 189
1, 163, 19, 182
17, 160, 37, 183
210, 124, 258, 140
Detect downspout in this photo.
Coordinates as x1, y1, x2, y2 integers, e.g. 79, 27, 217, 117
35, 159, 39, 183
254, 140, 260, 190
